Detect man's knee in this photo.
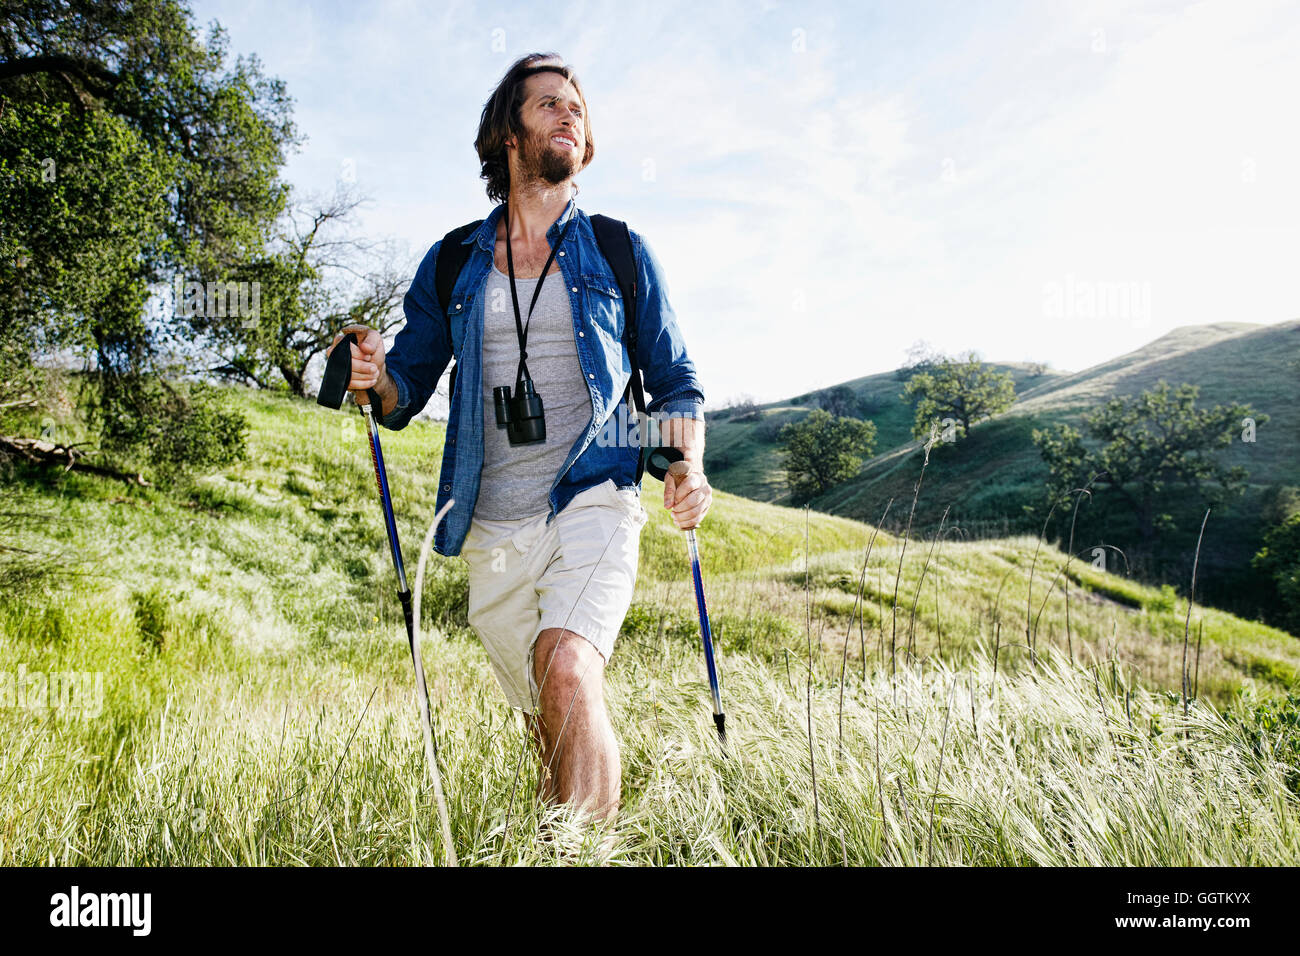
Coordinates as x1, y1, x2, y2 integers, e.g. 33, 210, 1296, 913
533, 628, 605, 711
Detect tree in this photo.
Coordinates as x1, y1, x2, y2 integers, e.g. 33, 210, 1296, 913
201, 187, 412, 396
818, 384, 863, 418
728, 394, 759, 422
0, 1, 297, 476
895, 339, 944, 382
901, 350, 1016, 441
1032, 380, 1266, 543
778, 409, 877, 503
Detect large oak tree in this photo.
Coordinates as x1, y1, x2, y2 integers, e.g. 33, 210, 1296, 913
1032, 380, 1265, 543
1, 0, 298, 475
779, 408, 877, 504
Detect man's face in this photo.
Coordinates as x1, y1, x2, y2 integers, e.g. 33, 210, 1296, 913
510, 71, 587, 187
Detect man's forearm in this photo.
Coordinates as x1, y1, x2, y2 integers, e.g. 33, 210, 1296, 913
659, 413, 705, 470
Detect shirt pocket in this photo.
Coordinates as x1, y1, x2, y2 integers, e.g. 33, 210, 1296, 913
580, 275, 628, 377
445, 292, 474, 356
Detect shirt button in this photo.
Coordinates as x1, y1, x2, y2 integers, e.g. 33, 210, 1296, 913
571, 287, 577, 293
558, 251, 565, 256
578, 331, 585, 337
442, 484, 450, 491
455, 303, 462, 310
588, 373, 595, 379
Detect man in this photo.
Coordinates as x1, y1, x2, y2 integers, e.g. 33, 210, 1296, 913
327, 53, 711, 822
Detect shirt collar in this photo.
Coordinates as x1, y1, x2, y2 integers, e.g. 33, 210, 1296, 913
469, 194, 579, 252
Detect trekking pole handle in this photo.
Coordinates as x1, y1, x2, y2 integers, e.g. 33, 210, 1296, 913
644, 445, 685, 482
318, 331, 382, 412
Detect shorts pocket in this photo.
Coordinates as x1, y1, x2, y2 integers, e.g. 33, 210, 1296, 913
461, 517, 518, 570
607, 481, 649, 528
555, 482, 642, 574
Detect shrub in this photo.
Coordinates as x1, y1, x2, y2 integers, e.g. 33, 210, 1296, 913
1252, 511, 1300, 634
132, 586, 174, 651
1146, 583, 1179, 614
1229, 691, 1300, 796
100, 380, 249, 482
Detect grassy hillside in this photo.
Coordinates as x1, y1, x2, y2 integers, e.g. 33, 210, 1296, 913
708, 321, 1300, 624
706, 362, 1065, 501
709, 322, 1299, 509
1014, 321, 1300, 485
2, 385, 1299, 865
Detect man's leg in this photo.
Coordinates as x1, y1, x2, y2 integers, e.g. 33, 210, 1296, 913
530, 627, 620, 821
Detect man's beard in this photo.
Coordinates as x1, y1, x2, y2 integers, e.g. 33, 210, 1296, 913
515, 125, 578, 188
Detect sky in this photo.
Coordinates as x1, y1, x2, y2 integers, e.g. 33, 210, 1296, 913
190, 0, 1300, 407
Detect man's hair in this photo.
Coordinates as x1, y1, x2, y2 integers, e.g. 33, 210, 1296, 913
475, 52, 594, 203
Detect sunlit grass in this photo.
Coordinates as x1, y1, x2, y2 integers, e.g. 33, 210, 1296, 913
2, 385, 1297, 865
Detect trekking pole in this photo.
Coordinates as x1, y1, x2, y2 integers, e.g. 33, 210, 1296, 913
319, 331, 457, 866
645, 445, 727, 748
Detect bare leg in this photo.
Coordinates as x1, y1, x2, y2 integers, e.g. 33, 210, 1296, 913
530, 627, 620, 821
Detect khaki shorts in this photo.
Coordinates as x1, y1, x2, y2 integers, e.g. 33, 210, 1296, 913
459, 479, 649, 713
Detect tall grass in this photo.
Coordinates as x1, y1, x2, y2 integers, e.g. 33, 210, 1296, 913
2, 387, 1298, 865
4, 611, 1296, 865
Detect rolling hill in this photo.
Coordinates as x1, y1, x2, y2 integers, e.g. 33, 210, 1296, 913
705, 361, 1069, 502
704, 319, 1300, 623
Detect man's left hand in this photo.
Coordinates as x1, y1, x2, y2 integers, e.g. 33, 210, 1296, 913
663, 466, 712, 531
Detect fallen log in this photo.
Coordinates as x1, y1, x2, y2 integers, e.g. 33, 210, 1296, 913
0, 435, 151, 487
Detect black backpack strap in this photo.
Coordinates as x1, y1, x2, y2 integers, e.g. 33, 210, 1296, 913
589, 213, 649, 481
433, 219, 483, 401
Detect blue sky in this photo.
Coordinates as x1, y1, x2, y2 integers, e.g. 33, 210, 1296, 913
192, 0, 1300, 406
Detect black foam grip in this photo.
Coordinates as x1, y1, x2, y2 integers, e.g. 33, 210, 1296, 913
644, 445, 685, 482
318, 332, 358, 410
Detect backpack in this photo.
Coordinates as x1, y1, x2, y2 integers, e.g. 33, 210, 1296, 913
432, 213, 650, 479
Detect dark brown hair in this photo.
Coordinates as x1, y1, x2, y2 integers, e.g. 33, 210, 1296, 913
475, 53, 594, 203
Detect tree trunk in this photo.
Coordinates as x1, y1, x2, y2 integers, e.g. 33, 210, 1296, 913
279, 364, 307, 398
1136, 499, 1156, 544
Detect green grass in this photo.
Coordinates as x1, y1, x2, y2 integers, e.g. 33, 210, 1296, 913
2, 384, 1298, 865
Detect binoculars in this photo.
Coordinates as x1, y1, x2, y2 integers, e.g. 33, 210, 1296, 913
493, 377, 546, 445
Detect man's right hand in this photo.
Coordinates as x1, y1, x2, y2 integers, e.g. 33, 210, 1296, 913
326, 325, 398, 418
326, 324, 386, 392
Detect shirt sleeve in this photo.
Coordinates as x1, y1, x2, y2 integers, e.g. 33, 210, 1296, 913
379, 240, 452, 430
630, 231, 706, 421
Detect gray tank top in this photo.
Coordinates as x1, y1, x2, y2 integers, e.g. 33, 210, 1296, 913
474, 263, 594, 520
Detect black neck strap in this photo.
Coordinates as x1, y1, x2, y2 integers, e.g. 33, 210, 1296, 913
505, 207, 573, 384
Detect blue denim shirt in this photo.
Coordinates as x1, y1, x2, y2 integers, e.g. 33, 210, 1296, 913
380, 197, 706, 556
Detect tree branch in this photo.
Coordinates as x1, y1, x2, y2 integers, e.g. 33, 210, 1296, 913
0, 53, 121, 90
